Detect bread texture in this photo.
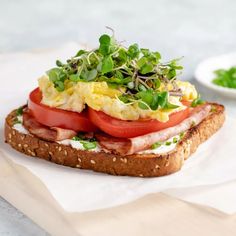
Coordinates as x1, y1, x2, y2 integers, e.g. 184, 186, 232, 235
4, 103, 225, 177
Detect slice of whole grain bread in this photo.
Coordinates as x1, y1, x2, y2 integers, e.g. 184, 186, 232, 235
4, 103, 225, 177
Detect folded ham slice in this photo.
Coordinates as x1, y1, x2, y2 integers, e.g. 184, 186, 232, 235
96, 104, 212, 156
23, 111, 77, 141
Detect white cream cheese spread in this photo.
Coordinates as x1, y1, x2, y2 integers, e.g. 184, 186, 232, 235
12, 115, 184, 154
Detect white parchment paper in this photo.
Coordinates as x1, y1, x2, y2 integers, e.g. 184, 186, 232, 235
0, 44, 236, 213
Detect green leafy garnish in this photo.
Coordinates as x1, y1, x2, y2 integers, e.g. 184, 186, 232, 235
173, 137, 178, 143
119, 90, 179, 111
80, 141, 97, 150
101, 56, 114, 74
179, 132, 185, 139
72, 133, 97, 150
165, 141, 172, 146
14, 108, 23, 124
47, 68, 66, 91
128, 43, 140, 59
16, 107, 23, 116
46, 30, 184, 111
151, 142, 162, 149
212, 66, 236, 89
13, 118, 21, 125
72, 136, 80, 141
151, 132, 186, 150
99, 34, 115, 56
191, 94, 205, 107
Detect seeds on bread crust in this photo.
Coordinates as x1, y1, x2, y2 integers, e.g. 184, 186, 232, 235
4, 103, 225, 177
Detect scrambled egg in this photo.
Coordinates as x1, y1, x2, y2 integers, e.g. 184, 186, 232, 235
176, 81, 198, 101
38, 76, 197, 122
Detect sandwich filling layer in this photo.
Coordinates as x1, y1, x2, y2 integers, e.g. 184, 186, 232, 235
12, 103, 211, 155
12, 117, 182, 155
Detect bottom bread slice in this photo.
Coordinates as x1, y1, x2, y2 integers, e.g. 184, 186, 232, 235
4, 103, 225, 177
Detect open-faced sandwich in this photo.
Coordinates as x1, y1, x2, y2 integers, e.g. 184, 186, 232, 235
5, 33, 225, 177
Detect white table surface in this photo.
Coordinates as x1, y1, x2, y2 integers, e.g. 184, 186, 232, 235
1, 0, 236, 235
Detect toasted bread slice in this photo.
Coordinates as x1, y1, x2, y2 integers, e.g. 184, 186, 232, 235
4, 103, 225, 177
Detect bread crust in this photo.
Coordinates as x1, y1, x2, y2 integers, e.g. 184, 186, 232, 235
4, 103, 225, 177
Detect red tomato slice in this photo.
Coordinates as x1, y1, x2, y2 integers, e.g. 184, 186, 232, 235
88, 106, 190, 138
181, 100, 192, 106
28, 88, 98, 132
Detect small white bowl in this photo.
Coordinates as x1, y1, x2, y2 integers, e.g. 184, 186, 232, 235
195, 53, 236, 98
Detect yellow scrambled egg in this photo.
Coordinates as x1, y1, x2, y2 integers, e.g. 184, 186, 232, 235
38, 75, 197, 122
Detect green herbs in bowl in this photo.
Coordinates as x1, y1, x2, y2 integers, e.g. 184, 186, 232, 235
212, 66, 236, 89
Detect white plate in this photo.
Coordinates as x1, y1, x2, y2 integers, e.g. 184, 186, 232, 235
195, 53, 236, 98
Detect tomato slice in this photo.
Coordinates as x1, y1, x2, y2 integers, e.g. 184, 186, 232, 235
28, 88, 98, 132
88, 106, 190, 138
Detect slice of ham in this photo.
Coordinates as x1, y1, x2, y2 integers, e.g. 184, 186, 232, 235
96, 104, 212, 156
23, 111, 77, 141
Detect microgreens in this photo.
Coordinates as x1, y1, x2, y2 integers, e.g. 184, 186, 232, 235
151, 142, 162, 149
179, 132, 185, 139
191, 94, 205, 107
13, 118, 22, 125
72, 133, 97, 150
173, 137, 178, 143
80, 141, 97, 150
47, 32, 185, 111
16, 107, 23, 116
165, 141, 172, 146
151, 133, 184, 150
212, 66, 236, 89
